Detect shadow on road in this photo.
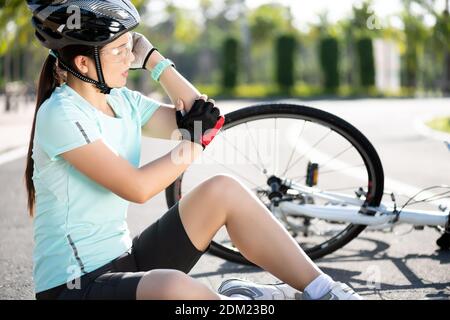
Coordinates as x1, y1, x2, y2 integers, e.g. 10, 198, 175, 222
193, 236, 450, 299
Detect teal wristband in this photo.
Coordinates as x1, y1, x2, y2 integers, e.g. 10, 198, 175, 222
151, 58, 175, 82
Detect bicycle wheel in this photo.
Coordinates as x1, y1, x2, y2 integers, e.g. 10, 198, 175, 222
165, 103, 384, 264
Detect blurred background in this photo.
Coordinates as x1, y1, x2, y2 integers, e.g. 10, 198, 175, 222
1, 0, 449, 144
0, 0, 449, 101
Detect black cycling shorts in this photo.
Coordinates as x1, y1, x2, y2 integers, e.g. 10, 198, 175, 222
35, 202, 210, 300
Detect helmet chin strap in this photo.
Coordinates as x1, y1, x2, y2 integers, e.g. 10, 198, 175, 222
93, 47, 111, 94
51, 48, 112, 94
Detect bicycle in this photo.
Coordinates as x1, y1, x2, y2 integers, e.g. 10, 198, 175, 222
165, 102, 450, 265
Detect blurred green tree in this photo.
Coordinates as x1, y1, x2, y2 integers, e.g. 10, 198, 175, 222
401, 0, 429, 89
275, 34, 296, 92
412, 0, 450, 93
221, 37, 239, 90
352, 1, 378, 89
248, 3, 293, 84
357, 37, 375, 88
319, 37, 340, 92
312, 11, 340, 93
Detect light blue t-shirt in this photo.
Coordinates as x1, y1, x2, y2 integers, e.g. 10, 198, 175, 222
32, 83, 160, 293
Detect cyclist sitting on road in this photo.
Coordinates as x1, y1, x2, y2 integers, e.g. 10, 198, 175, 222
25, 0, 361, 300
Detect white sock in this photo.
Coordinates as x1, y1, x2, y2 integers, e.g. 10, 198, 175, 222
304, 274, 335, 299
229, 294, 252, 300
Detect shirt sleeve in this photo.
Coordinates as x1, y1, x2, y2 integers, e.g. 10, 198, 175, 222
35, 102, 102, 161
121, 87, 161, 127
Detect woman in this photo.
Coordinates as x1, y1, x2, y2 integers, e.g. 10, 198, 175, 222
25, 0, 362, 300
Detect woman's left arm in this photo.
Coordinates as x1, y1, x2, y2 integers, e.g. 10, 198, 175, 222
133, 33, 212, 139
141, 51, 208, 140
145, 50, 203, 113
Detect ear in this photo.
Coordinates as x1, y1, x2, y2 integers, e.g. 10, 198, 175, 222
73, 55, 90, 74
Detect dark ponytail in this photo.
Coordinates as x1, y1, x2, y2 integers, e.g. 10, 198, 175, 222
24, 45, 95, 217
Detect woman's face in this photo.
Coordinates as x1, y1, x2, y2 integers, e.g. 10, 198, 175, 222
79, 32, 134, 89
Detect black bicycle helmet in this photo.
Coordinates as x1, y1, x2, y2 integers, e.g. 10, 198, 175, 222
27, 0, 140, 93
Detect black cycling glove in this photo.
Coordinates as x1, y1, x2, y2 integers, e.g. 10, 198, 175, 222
176, 98, 225, 149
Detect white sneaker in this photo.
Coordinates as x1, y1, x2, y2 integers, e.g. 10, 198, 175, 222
302, 282, 363, 300
218, 278, 303, 300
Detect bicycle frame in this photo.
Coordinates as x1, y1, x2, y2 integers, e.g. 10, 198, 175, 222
273, 180, 449, 228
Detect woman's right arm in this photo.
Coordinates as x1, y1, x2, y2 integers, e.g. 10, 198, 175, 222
61, 138, 203, 204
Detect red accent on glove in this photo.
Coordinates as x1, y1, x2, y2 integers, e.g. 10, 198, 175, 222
200, 116, 225, 148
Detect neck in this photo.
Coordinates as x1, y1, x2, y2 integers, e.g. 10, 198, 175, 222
66, 76, 108, 110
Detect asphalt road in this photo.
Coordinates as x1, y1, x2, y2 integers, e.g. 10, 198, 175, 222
0, 98, 449, 300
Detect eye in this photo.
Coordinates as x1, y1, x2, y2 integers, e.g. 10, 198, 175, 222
110, 48, 121, 56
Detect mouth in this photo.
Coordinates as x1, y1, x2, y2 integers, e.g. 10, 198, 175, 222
121, 70, 129, 78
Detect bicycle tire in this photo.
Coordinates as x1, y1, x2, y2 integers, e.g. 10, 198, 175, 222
165, 103, 384, 264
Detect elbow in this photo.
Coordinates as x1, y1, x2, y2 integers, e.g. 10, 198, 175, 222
119, 189, 145, 204
135, 191, 148, 204
131, 182, 148, 204
125, 189, 147, 204
131, 173, 153, 204
136, 190, 157, 204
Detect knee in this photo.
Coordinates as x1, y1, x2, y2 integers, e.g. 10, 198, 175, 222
137, 269, 194, 300
159, 270, 194, 298
202, 174, 243, 201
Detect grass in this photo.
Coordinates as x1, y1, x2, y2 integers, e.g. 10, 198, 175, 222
192, 83, 413, 100
427, 116, 450, 134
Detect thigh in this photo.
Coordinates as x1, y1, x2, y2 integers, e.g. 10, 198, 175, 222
55, 251, 143, 300
131, 202, 210, 274
57, 271, 146, 300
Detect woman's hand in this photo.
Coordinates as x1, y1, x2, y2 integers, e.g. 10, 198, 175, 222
175, 95, 225, 150
130, 32, 157, 70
